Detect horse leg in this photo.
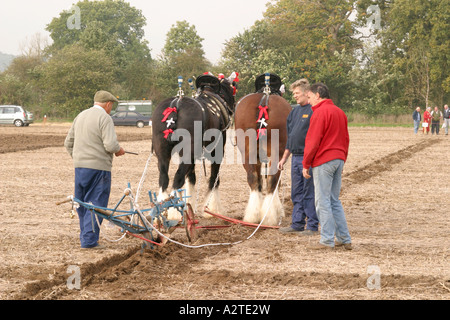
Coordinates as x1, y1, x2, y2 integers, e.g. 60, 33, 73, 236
156, 155, 171, 203
184, 165, 197, 212
167, 163, 195, 221
243, 163, 264, 224
261, 169, 284, 226
259, 132, 284, 226
204, 162, 222, 217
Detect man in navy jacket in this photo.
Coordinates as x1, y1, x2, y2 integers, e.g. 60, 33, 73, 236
412, 107, 421, 134
278, 79, 319, 235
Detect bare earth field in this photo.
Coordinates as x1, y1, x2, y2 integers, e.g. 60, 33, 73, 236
0, 123, 448, 302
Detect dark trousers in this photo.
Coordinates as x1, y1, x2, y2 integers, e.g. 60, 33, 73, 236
431, 121, 440, 134
75, 168, 111, 248
291, 155, 319, 231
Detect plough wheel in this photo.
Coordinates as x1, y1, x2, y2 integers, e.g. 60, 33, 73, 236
184, 203, 197, 243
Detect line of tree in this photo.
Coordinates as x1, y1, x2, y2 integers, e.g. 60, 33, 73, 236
0, 0, 448, 119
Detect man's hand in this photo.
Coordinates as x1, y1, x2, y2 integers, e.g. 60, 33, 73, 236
278, 158, 286, 171
115, 147, 125, 157
302, 168, 311, 179
278, 150, 291, 171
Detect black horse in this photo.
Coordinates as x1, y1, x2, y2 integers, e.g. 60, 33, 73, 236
152, 74, 236, 218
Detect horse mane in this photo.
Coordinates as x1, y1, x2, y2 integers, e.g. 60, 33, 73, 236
217, 78, 236, 113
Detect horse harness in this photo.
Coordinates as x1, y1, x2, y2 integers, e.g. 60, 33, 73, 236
161, 90, 233, 141
256, 93, 270, 140
237, 73, 283, 141
197, 91, 232, 130
194, 74, 234, 131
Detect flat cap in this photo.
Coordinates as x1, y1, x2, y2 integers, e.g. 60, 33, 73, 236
94, 90, 119, 103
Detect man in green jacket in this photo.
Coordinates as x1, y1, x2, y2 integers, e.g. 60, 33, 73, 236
430, 106, 443, 135
65, 90, 125, 249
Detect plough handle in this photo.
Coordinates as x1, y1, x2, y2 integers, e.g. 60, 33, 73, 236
94, 207, 111, 216
56, 199, 72, 206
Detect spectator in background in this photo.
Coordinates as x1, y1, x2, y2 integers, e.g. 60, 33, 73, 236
412, 107, 421, 134
423, 107, 432, 134
443, 104, 449, 136
430, 106, 443, 135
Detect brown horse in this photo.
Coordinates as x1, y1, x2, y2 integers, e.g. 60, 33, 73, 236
234, 74, 291, 226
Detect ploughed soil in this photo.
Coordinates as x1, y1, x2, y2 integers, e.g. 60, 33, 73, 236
0, 123, 449, 301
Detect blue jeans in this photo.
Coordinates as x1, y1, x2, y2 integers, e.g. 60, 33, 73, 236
444, 118, 450, 135
75, 168, 111, 248
312, 159, 351, 247
413, 120, 420, 134
291, 155, 318, 231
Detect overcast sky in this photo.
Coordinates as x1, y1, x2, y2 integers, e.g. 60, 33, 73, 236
0, 0, 269, 63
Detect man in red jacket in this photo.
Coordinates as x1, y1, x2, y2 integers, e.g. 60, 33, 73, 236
302, 83, 352, 250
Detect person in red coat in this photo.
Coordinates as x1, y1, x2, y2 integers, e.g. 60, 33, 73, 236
423, 107, 431, 134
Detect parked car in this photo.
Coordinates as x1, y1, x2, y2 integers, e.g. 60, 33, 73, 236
0, 105, 34, 127
111, 111, 151, 128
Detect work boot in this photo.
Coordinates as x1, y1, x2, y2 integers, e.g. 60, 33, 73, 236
298, 229, 319, 236
335, 241, 353, 250
279, 226, 303, 234
82, 244, 106, 250
307, 242, 334, 251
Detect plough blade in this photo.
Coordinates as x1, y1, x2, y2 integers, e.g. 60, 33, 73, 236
157, 233, 171, 246
125, 232, 163, 247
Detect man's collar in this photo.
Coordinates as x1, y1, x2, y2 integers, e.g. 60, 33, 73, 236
312, 98, 332, 109
93, 105, 106, 113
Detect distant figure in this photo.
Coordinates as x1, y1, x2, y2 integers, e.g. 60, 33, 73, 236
443, 104, 449, 136
423, 107, 431, 134
430, 106, 443, 135
412, 107, 421, 134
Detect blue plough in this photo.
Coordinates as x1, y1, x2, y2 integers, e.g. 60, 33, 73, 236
59, 184, 197, 249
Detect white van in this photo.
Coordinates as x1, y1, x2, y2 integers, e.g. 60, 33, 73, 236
0, 105, 34, 127
113, 101, 153, 117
